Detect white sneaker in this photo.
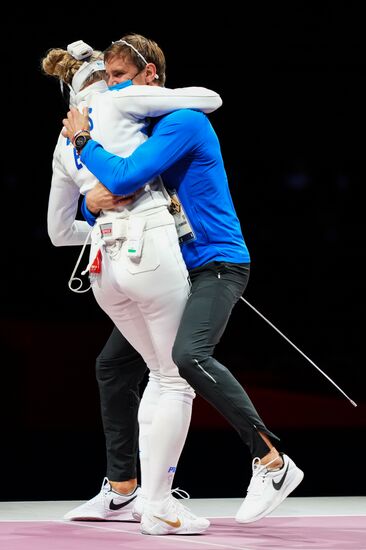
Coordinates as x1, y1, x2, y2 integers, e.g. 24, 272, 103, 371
235, 454, 304, 523
132, 487, 189, 522
140, 496, 210, 535
132, 493, 146, 521
63, 477, 141, 521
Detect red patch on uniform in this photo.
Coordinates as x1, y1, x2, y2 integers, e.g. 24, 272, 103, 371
89, 249, 102, 273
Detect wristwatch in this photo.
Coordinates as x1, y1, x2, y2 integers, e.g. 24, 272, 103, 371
74, 132, 91, 153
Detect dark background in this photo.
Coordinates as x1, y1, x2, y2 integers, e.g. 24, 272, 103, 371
1, 3, 365, 501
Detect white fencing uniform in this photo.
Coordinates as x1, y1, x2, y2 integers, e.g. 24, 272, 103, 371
47, 81, 222, 503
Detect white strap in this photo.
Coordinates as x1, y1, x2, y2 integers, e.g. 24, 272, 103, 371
68, 230, 93, 293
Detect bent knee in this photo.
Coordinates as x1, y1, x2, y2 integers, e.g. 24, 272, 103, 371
172, 345, 200, 382
172, 344, 193, 370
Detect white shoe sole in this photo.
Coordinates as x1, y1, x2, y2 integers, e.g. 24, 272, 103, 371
64, 511, 137, 522
141, 526, 209, 535
141, 517, 210, 535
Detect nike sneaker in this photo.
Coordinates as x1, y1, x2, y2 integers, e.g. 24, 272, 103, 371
140, 495, 210, 535
235, 453, 304, 523
132, 487, 189, 521
132, 493, 145, 521
63, 477, 141, 521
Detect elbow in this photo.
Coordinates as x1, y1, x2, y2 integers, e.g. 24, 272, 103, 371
214, 96, 223, 109
48, 224, 65, 247
202, 96, 223, 114
48, 232, 63, 247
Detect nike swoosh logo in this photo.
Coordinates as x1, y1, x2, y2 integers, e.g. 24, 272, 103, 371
153, 515, 181, 528
272, 462, 289, 490
109, 494, 137, 510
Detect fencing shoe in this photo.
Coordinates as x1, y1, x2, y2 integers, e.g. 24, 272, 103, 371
140, 495, 210, 535
132, 487, 189, 522
63, 477, 140, 521
235, 453, 304, 523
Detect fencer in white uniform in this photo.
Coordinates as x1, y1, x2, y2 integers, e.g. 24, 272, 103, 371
46, 42, 222, 532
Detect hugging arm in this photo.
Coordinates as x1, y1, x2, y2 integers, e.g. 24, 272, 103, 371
80, 110, 199, 195
48, 152, 91, 246
112, 85, 222, 118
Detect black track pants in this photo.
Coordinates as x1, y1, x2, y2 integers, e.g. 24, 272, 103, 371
96, 328, 147, 481
172, 262, 279, 457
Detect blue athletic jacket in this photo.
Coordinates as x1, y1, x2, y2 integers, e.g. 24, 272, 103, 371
80, 97, 250, 270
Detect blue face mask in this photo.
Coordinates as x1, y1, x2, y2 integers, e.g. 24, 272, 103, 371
108, 79, 134, 91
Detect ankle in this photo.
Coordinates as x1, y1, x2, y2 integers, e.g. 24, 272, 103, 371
110, 479, 137, 495
260, 448, 283, 469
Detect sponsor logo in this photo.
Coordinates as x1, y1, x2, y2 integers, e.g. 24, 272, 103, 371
272, 462, 289, 491
153, 515, 181, 528
101, 223, 113, 236
168, 466, 176, 473
109, 494, 137, 510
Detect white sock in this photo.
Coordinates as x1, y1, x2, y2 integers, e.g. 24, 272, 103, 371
138, 373, 160, 498
147, 391, 193, 506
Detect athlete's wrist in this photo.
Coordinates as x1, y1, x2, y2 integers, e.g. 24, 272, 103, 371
72, 130, 91, 154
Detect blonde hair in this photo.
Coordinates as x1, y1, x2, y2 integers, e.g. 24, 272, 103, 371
41, 47, 104, 89
104, 33, 166, 86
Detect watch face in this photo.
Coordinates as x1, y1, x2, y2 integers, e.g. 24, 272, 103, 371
75, 134, 90, 149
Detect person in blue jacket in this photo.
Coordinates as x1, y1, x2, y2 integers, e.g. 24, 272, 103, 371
63, 35, 304, 525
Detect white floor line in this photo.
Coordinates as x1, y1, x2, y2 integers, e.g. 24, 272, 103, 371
1, 497, 365, 521
61, 521, 257, 550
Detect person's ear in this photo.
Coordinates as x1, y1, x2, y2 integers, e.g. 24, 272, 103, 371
144, 63, 158, 84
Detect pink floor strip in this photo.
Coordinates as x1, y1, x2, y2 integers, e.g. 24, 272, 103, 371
1, 516, 365, 550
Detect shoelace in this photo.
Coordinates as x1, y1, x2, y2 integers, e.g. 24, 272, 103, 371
139, 487, 190, 505
137, 487, 191, 519
101, 476, 111, 493
171, 488, 190, 500
170, 488, 199, 519
163, 497, 193, 522
77, 477, 110, 508
247, 456, 280, 496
